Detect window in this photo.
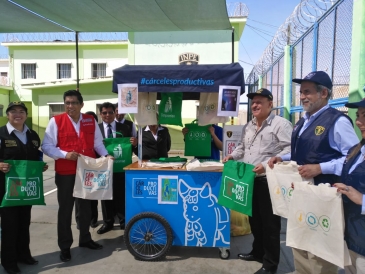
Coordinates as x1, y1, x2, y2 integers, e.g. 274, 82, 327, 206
49, 104, 64, 120
57, 63, 71, 79
21, 63, 36, 79
0, 72, 7, 77
91, 63, 106, 78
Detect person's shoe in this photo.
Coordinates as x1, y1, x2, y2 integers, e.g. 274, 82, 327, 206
97, 223, 113, 234
60, 249, 71, 262
3, 266, 21, 274
120, 220, 125, 230
237, 253, 263, 263
254, 267, 277, 274
18, 256, 38, 265
79, 240, 103, 250
90, 221, 99, 228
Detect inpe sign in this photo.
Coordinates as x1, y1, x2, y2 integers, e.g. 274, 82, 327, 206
179, 52, 199, 65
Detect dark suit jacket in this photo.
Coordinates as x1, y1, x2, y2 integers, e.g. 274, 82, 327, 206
133, 126, 171, 160
99, 122, 132, 139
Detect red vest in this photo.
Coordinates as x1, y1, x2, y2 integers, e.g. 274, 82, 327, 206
54, 113, 96, 175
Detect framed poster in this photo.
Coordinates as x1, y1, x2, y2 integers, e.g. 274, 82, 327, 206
217, 85, 241, 117
118, 83, 138, 113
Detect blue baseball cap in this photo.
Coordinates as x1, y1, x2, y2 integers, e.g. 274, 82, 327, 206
292, 71, 333, 90
247, 88, 273, 101
345, 98, 365, 109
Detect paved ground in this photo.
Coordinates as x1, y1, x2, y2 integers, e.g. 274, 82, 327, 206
1, 155, 298, 274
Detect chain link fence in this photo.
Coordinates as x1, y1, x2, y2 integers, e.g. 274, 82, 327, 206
247, 0, 353, 123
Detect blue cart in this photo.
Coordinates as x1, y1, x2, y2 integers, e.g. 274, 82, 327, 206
124, 163, 231, 261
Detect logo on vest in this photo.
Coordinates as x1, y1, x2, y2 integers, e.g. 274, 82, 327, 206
5, 140, 17, 147
315, 126, 325, 135
113, 144, 123, 159
32, 140, 39, 147
226, 131, 233, 138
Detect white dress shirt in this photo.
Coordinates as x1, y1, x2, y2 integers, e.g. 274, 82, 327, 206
42, 113, 107, 160
102, 121, 117, 138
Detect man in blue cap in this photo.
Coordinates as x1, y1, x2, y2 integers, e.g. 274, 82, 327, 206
224, 88, 293, 274
268, 71, 359, 273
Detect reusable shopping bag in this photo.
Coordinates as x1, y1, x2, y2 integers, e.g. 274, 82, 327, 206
134, 92, 157, 126
218, 160, 255, 216
198, 92, 229, 126
104, 133, 132, 172
73, 155, 113, 200
158, 92, 183, 126
265, 161, 313, 218
286, 182, 351, 268
184, 119, 211, 157
230, 210, 251, 236
1, 160, 46, 207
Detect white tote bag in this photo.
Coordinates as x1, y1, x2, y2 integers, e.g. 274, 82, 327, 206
198, 92, 229, 126
266, 161, 313, 218
286, 182, 351, 268
134, 92, 157, 126
73, 155, 113, 200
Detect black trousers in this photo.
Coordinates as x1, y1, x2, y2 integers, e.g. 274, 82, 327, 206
0, 205, 32, 269
101, 172, 125, 226
55, 173, 92, 251
75, 199, 98, 226
249, 177, 281, 271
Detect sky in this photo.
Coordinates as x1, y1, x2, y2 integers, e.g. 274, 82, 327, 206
0, 0, 300, 77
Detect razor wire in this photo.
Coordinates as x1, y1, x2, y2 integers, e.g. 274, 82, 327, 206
247, 0, 339, 83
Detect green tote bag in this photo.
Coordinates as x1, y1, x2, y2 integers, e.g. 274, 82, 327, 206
158, 92, 183, 126
184, 119, 211, 157
1, 160, 46, 207
218, 160, 255, 216
104, 133, 132, 172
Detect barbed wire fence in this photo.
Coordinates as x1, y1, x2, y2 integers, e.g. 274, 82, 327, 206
246, 0, 352, 122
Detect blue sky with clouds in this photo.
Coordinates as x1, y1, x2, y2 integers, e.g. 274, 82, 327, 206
0, 0, 300, 75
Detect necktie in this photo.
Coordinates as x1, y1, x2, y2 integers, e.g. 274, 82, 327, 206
107, 124, 113, 138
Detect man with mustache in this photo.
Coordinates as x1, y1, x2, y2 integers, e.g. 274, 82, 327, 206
268, 71, 359, 273
223, 88, 292, 274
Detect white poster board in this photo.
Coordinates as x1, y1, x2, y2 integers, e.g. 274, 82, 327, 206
217, 85, 241, 117
118, 83, 138, 113
222, 125, 244, 158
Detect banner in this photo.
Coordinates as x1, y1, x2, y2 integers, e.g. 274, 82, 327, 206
1, 160, 46, 207
223, 125, 244, 158
118, 83, 138, 113
218, 160, 255, 216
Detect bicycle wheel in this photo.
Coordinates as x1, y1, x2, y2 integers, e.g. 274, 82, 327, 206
124, 212, 173, 261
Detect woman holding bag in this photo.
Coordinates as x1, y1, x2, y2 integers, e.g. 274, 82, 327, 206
334, 98, 365, 274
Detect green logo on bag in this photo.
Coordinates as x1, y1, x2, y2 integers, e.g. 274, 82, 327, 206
319, 215, 331, 232
222, 176, 249, 206
113, 144, 123, 158
7, 177, 40, 199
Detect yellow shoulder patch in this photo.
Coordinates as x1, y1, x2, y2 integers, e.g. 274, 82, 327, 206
315, 126, 325, 136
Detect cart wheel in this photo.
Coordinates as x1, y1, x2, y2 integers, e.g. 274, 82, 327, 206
219, 249, 230, 260
124, 212, 173, 261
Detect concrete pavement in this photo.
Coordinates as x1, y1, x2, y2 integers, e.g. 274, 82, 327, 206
0, 155, 298, 274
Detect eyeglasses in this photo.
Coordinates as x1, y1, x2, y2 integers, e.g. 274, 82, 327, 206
9, 110, 26, 115
101, 111, 115, 115
64, 101, 80, 106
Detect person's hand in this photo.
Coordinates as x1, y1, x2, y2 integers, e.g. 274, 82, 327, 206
182, 127, 188, 136
267, 156, 283, 169
298, 164, 321, 179
65, 151, 79, 161
43, 164, 48, 172
222, 155, 233, 163
334, 183, 363, 205
0, 162, 11, 173
106, 155, 115, 161
253, 163, 265, 174
208, 126, 215, 136
130, 137, 137, 147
